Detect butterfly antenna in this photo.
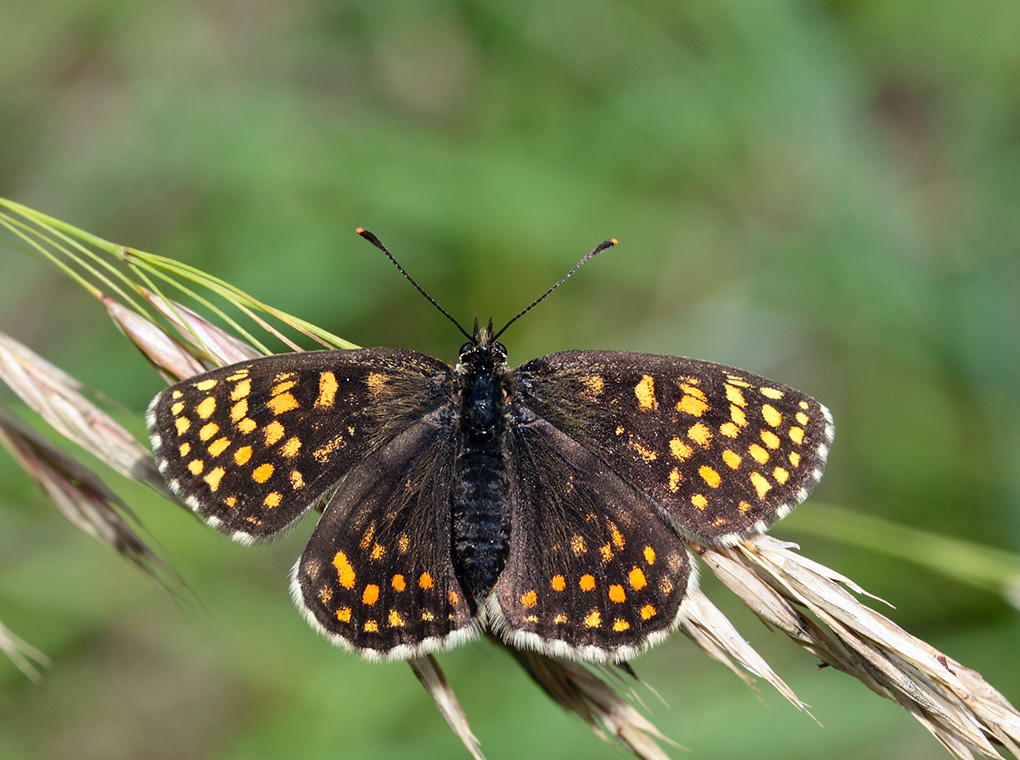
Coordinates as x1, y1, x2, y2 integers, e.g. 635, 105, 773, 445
356, 228, 473, 342
492, 238, 617, 341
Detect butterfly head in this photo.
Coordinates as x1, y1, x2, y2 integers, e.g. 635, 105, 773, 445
458, 317, 508, 373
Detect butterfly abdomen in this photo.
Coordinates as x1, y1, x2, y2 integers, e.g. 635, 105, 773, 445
450, 357, 511, 608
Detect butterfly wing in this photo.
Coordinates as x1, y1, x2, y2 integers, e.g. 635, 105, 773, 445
146, 349, 452, 543
510, 351, 834, 546
291, 415, 477, 659
487, 411, 695, 663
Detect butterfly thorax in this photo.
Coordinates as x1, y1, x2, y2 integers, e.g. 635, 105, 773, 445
450, 321, 512, 609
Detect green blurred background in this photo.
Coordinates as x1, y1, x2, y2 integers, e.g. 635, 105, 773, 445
1, 1, 1019, 758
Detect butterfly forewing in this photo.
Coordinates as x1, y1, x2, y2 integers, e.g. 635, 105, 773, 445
512, 351, 834, 546
147, 349, 452, 542
489, 414, 694, 662
292, 417, 477, 659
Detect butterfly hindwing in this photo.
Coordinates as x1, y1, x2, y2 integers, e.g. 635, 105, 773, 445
511, 351, 834, 546
292, 417, 477, 659
147, 349, 452, 542
488, 412, 694, 663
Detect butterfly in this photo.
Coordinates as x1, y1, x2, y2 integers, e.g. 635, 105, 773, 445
146, 231, 833, 663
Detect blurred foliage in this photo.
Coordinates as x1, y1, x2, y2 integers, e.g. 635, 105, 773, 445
1, 1, 1018, 759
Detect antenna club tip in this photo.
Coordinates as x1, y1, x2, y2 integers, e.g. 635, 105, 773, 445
355, 227, 367, 235
610, 238, 618, 246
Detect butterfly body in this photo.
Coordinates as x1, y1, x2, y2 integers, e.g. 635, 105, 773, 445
148, 315, 833, 664
450, 321, 512, 609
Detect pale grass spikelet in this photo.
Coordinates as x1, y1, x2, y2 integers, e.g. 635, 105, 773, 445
100, 295, 208, 382
410, 655, 485, 760
679, 586, 807, 709
140, 289, 262, 367
0, 620, 51, 683
0, 331, 166, 490
701, 536, 1020, 760
0, 408, 166, 576
504, 643, 679, 760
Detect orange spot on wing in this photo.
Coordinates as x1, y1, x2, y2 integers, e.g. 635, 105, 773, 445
204, 467, 225, 492
687, 422, 712, 448
670, 437, 693, 461
570, 535, 587, 555
315, 371, 338, 409
699, 465, 721, 488
333, 552, 356, 589
362, 584, 380, 605
230, 379, 250, 400
629, 440, 658, 461
634, 374, 658, 411
748, 443, 769, 464
266, 392, 299, 416
230, 399, 248, 422
280, 436, 302, 458
750, 471, 771, 499
195, 396, 216, 419
207, 437, 231, 458
263, 421, 285, 446
609, 522, 625, 549
677, 394, 709, 416
629, 567, 648, 590
725, 384, 746, 407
